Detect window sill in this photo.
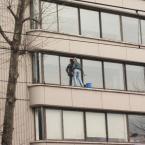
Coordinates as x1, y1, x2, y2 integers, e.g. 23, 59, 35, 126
30, 140, 134, 145
27, 29, 145, 49
29, 83, 145, 96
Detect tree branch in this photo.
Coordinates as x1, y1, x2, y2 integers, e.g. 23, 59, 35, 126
0, 26, 12, 46
22, 17, 40, 24
7, 6, 17, 20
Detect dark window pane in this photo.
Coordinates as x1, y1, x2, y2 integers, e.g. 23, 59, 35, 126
122, 16, 141, 44
80, 9, 100, 38
104, 62, 124, 90
41, 2, 57, 31
101, 12, 121, 41
58, 5, 79, 35
126, 65, 145, 91
128, 115, 145, 142
83, 60, 103, 88
43, 55, 60, 84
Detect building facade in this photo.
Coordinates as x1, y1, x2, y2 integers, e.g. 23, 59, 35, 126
1, 0, 145, 145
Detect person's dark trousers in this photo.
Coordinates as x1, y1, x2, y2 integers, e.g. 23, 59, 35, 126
69, 76, 73, 86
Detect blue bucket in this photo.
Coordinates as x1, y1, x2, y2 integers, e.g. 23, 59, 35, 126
85, 83, 92, 88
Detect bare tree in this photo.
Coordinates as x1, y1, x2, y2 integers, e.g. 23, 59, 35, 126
0, 0, 34, 145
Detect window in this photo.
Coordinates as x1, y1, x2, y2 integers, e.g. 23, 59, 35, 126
46, 109, 62, 139
35, 108, 43, 140
128, 115, 145, 143
101, 13, 121, 41
32, 53, 39, 83
80, 9, 100, 38
141, 20, 145, 45
126, 65, 145, 91
31, 0, 40, 29
107, 113, 127, 142
122, 16, 140, 44
43, 54, 60, 84
41, 2, 57, 31
83, 60, 103, 88
60, 56, 71, 85
104, 62, 124, 90
63, 111, 84, 139
58, 5, 79, 35
86, 112, 106, 141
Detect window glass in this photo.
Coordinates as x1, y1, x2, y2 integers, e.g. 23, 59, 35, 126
86, 112, 106, 141
83, 60, 103, 88
107, 113, 127, 142
46, 109, 62, 139
60, 57, 71, 85
141, 20, 145, 45
80, 9, 100, 38
122, 16, 140, 44
128, 115, 145, 142
58, 5, 79, 35
32, 53, 39, 83
41, 2, 57, 31
43, 55, 60, 84
101, 13, 121, 41
126, 65, 145, 91
35, 109, 40, 140
104, 62, 124, 90
63, 111, 84, 139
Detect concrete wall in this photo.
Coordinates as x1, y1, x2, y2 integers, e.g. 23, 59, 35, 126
0, 0, 145, 145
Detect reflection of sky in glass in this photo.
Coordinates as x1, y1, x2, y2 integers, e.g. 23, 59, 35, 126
83, 60, 103, 88
122, 16, 140, 44
101, 13, 121, 41
63, 111, 84, 139
43, 55, 60, 84
141, 20, 145, 45
104, 62, 124, 90
41, 2, 57, 31
126, 65, 145, 91
80, 9, 100, 38
58, 5, 79, 34
107, 113, 127, 141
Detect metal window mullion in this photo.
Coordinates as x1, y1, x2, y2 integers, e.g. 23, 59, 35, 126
126, 114, 130, 142
139, 19, 142, 45
120, 15, 123, 41
105, 113, 109, 142
99, 11, 102, 38
62, 110, 64, 140
102, 61, 105, 89
57, 4, 59, 32
83, 112, 87, 140
78, 8, 82, 35
59, 56, 61, 85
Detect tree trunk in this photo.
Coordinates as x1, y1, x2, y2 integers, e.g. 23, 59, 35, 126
2, 50, 19, 145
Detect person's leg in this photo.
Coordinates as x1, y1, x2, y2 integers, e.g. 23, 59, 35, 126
73, 69, 78, 86
70, 76, 72, 86
78, 70, 84, 87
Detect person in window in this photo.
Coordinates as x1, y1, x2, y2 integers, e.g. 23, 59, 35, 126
72, 58, 84, 87
66, 58, 74, 86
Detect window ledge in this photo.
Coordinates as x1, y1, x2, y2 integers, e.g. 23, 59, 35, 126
27, 29, 145, 49
30, 140, 134, 145
28, 83, 145, 96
